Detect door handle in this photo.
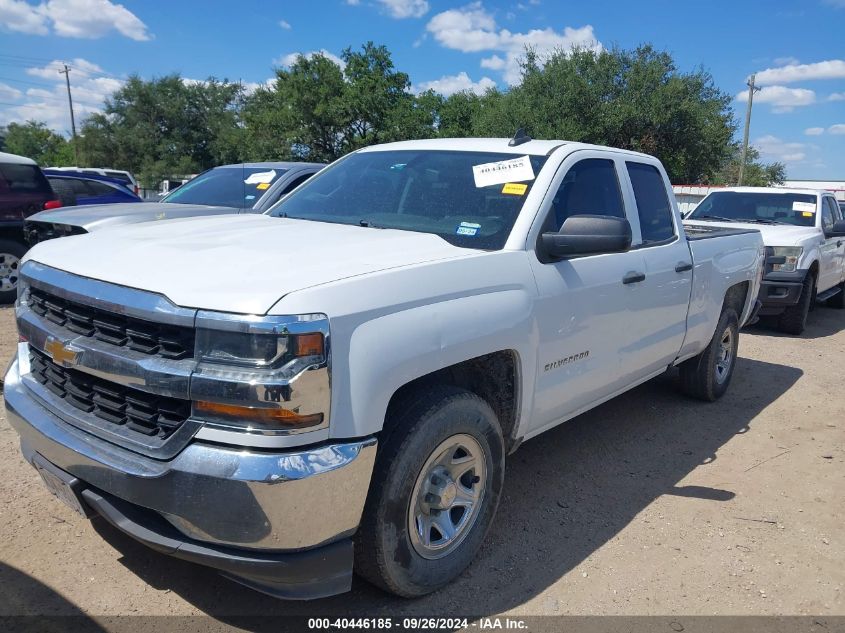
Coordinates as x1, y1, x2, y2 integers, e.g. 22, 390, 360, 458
675, 261, 693, 273
623, 271, 646, 285
838, 241, 843, 247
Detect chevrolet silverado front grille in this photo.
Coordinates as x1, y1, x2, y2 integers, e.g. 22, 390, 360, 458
28, 287, 195, 360
29, 348, 191, 439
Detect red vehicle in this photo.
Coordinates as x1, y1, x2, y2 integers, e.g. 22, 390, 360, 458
0, 152, 61, 303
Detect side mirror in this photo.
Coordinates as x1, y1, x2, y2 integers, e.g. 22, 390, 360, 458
827, 219, 845, 238
541, 214, 632, 259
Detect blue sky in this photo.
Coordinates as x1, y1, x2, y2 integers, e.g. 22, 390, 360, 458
0, 0, 843, 179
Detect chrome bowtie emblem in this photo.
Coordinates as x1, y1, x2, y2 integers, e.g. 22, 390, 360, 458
44, 338, 80, 367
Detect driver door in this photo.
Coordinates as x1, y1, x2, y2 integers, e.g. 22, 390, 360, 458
526, 152, 648, 434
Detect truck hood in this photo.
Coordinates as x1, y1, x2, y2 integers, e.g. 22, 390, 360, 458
27, 202, 239, 231
24, 214, 477, 314
684, 220, 820, 246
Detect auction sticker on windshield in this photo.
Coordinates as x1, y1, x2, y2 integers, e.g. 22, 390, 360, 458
793, 201, 816, 213
473, 155, 534, 188
245, 170, 276, 185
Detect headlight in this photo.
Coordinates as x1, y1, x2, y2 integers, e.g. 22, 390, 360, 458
192, 312, 330, 434
767, 246, 803, 273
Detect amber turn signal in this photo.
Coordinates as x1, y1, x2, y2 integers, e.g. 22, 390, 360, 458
195, 400, 324, 428
294, 332, 324, 358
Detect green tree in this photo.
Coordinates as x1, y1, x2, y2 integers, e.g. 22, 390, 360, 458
711, 146, 786, 186
3, 121, 74, 166
78, 75, 246, 186
465, 45, 736, 183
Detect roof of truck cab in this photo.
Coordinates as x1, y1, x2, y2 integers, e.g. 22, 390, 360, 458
357, 138, 658, 159
712, 186, 825, 197
0, 151, 37, 165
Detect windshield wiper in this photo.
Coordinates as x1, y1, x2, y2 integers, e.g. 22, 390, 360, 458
735, 218, 787, 225
358, 219, 384, 228
691, 215, 736, 222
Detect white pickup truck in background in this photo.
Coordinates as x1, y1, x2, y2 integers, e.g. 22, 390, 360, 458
685, 187, 845, 334
5, 137, 764, 600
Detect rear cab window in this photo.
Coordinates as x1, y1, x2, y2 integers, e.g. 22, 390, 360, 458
626, 162, 676, 244
0, 163, 52, 195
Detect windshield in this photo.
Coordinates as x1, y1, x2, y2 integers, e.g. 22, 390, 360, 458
162, 166, 287, 207
689, 191, 818, 227
269, 150, 548, 249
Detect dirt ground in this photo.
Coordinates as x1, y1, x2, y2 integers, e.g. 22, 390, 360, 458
0, 302, 843, 623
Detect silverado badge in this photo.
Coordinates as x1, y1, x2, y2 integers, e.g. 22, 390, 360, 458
44, 338, 80, 367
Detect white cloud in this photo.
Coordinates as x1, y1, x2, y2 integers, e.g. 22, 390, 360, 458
416, 71, 496, 96
828, 92, 845, 102
377, 0, 429, 18
0, 0, 48, 34
804, 127, 824, 136
0, 0, 150, 40
278, 19, 291, 30
426, 2, 601, 84
755, 59, 845, 85
0, 82, 23, 101
344, 0, 360, 4
736, 85, 815, 113
754, 135, 809, 164
275, 49, 346, 70
822, 0, 845, 7
480, 54, 506, 70
829, 124, 845, 135
773, 56, 799, 66
1, 58, 121, 132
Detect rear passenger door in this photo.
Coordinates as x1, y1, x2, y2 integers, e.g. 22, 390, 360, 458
622, 160, 693, 375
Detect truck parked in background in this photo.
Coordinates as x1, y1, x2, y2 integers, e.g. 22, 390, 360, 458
685, 187, 845, 334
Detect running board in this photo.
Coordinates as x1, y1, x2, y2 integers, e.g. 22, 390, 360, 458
816, 286, 842, 302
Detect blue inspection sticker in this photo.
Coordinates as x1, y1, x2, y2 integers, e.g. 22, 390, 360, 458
456, 221, 481, 236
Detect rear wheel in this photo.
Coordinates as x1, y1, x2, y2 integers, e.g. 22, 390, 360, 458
355, 385, 504, 597
679, 308, 739, 401
0, 239, 27, 304
778, 273, 815, 335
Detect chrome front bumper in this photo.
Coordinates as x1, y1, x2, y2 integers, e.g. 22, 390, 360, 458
4, 356, 377, 553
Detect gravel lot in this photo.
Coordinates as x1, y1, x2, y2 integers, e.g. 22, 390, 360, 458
1, 303, 843, 623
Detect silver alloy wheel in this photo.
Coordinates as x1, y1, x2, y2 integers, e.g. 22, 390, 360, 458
714, 327, 733, 384
0, 253, 20, 292
408, 433, 487, 560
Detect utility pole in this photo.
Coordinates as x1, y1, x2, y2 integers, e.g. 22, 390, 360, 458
58, 63, 79, 163
737, 73, 760, 186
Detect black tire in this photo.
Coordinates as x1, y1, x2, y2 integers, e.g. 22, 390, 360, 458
827, 281, 845, 309
355, 385, 505, 597
0, 239, 27, 305
778, 273, 815, 335
679, 308, 739, 401
48, 179, 77, 207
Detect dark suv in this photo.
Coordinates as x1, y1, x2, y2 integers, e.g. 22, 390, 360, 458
0, 152, 60, 302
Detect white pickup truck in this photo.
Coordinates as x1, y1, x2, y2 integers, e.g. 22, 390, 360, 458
685, 187, 845, 334
5, 137, 764, 600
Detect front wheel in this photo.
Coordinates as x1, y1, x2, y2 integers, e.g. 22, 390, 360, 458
679, 308, 739, 401
355, 385, 504, 597
778, 273, 815, 334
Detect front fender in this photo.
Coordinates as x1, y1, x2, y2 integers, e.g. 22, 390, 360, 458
337, 289, 537, 440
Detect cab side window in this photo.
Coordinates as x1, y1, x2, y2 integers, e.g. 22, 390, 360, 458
822, 198, 836, 233
546, 159, 625, 232
626, 162, 676, 244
